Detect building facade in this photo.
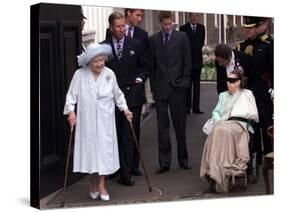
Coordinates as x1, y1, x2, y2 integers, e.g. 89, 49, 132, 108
81, 5, 273, 103
81, 5, 260, 47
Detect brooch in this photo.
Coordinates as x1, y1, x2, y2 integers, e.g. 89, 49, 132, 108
129, 50, 135, 56
106, 75, 111, 81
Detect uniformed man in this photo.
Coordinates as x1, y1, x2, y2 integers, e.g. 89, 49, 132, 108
256, 17, 274, 89
256, 17, 274, 156
256, 17, 273, 43
235, 16, 273, 159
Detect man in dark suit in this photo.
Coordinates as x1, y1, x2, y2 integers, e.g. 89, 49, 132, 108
105, 9, 149, 53
123, 8, 149, 176
256, 17, 273, 89
104, 12, 150, 186
214, 43, 240, 94
106, 9, 149, 177
149, 11, 191, 174
124, 9, 149, 54
180, 13, 205, 114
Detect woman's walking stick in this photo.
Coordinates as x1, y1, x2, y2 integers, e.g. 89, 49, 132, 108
128, 121, 152, 192
61, 126, 74, 207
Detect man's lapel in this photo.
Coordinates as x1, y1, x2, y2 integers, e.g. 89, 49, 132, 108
121, 36, 130, 63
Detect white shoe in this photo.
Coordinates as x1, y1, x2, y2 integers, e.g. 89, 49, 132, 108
90, 191, 100, 200
100, 193, 110, 201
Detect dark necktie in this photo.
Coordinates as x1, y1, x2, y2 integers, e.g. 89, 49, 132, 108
116, 40, 123, 60
127, 27, 132, 38
164, 33, 169, 47
192, 25, 196, 34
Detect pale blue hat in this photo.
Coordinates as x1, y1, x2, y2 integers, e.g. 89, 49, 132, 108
77, 43, 112, 67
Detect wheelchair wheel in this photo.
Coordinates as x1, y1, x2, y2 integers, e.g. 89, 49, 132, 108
248, 152, 259, 183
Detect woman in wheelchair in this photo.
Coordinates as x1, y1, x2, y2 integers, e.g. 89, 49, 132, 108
200, 69, 259, 193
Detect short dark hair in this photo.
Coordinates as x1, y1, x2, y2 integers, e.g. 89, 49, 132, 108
214, 43, 232, 60
158, 11, 172, 22
189, 12, 197, 17
108, 12, 124, 26
124, 8, 143, 18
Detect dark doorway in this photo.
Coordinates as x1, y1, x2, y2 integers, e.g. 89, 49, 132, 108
31, 3, 85, 205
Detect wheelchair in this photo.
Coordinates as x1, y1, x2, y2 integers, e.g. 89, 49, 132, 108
225, 119, 261, 190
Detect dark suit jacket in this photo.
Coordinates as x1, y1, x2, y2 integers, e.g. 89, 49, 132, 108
215, 60, 228, 94
103, 36, 150, 108
149, 30, 191, 100
106, 26, 149, 53
179, 22, 205, 69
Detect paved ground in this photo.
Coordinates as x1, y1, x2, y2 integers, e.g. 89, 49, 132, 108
40, 83, 273, 209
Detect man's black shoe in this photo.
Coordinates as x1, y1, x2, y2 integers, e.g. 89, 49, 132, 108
132, 168, 143, 176
179, 161, 192, 169
118, 177, 135, 186
155, 166, 170, 174
193, 110, 204, 114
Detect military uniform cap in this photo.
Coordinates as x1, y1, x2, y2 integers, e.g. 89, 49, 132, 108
243, 16, 260, 28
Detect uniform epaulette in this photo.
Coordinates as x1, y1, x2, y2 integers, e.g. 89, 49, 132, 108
261, 39, 270, 44
260, 34, 268, 41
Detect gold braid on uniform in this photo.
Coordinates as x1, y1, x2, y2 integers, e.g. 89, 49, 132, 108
244, 45, 253, 56
236, 43, 241, 51
260, 34, 269, 42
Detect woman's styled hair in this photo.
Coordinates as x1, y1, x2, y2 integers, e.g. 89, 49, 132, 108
214, 43, 232, 60
229, 67, 247, 88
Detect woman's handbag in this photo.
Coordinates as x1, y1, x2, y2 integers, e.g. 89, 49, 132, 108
202, 118, 216, 135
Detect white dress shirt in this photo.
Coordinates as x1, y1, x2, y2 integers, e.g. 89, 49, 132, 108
226, 51, 235, 76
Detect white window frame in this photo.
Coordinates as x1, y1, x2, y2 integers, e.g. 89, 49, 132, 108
233, 15, 237, 27
225, 15, 230, 28
214, 14, 219, 28
204, 13, 207, 45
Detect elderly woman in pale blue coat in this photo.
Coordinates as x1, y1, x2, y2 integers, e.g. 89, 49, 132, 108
200, 69, 259, 193
63, 43, 133, 201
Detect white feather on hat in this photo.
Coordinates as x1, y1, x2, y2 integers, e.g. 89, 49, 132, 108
77, 43, 112, 67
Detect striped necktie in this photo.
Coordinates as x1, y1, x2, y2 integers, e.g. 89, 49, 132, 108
192, 25, 196, 34
116, 40, 123, 60
127, 27, 132, 38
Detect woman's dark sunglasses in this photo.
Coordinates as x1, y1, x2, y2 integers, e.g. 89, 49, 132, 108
227, 77, 240, 83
